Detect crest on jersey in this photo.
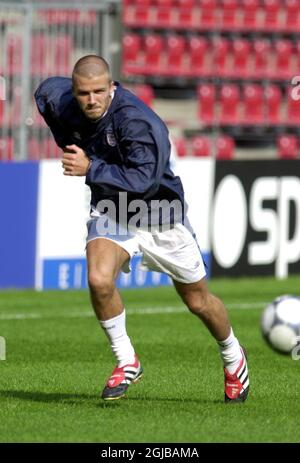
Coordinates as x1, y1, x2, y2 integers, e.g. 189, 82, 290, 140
106, 131, 117, 147
72, 131, 81, 141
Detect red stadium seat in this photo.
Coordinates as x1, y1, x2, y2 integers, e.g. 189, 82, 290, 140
31, 33, 47, 76
265, 84, 282, 125
144, 34, 164, 75
0, 137, 14, 160
52, 35, 72, 75
216, 135, 235, 159
165, 35, 186, 76
197, 83, 216, 125
241, 0, 259, 31
8, 86, 22, 128
6, 35, 22, 75
296, 41, 300, 72
155, 0, 175, 27
27, 138, 41, 160
213, 37, 230, 77
284, 0, 300, 33
122, 33, 143, 75
241, 84, 265, 125
242, 83, 264, 124
263, 0, 281, 32
286, 86, 300, 125
277, 135, 298, 159
41, 138, 62, 159
132, 84, 154, 106
0, 100, 4, 126
177, 0, 197, 29
191, 136, 211, 157
187, 36, 209, 77
133, 0, 152, 26
38, 9, 97, 25
219, 83, 240, 125
199, 0, 217, 30
173, 137, 188, 157
274, 40, 293, 80
231, 38, 251, 78
251, 39, 271, 79
220, 0, 240, 30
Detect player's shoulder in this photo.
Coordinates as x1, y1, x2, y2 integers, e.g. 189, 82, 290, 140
35, 76, 72, 101
114, 84, 158, 125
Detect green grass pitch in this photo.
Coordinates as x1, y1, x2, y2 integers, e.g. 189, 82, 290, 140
0, 275, 300, 443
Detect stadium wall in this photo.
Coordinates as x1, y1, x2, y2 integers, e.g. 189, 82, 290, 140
1, 158, 300, 289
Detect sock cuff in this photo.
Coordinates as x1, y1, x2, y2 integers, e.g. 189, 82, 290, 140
99, 309, 125, 329
218, 327, 235, 347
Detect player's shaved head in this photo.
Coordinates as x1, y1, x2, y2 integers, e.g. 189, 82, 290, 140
72, 55, 111, 83
72, 55, 115, 120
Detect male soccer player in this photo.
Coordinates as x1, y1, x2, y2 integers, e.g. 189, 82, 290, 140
35, 55, 249, 402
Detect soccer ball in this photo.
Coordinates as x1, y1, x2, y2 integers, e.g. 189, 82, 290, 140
261, 295, 300, 354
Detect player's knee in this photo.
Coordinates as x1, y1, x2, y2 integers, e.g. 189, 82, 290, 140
88, 271, 115, 298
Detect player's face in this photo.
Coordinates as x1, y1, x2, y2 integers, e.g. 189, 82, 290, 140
73, 74, 114, 120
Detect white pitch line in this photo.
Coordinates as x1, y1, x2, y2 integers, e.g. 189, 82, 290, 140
0, 301, 267, 321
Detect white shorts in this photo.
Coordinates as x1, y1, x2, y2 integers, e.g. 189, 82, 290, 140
86, 219, 206, 284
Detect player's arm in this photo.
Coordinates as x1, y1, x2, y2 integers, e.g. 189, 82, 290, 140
85, 119, 163, 198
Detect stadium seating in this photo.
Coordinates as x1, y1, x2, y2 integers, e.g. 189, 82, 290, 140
240, 0, 260, 31
286, 86, 300, 125
216, 135, 235, 159
41, 137, 62, 158
132, 84, 154, 106
0, 101, 4, 126
177, 0, 197, 29
199, 0, 218, 30
191, 135, 211, 157
187, 36, 209, 77
213, 37, 230, 78
122, 33, 143, 75
242, 83, 264, 124
173, 137, 187, 157
263, 0, 281, 32
165, 35, 186, 76
277, 135, 298, 159
265, 84, 282, 125
274, 39, 293, 80
197, 83, 216, 124
231, 38, 251, 79
38, 9, 97, 25
155, 0, 175, 27
284, 0, 300, 33
0, 137, 14, 161
251, 39, 271, 79
27, 138, 41, 160
144, 34, 164, 75
220, 0, 239, 30
122, 0, 300, 34
219, 83, 240, 125
6, 35, 22, 75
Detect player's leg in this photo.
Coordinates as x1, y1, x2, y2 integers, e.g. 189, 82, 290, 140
137, 222, 249, 402
87, 238, 143, 400
172, 277, 230, 341
87, 237, 127, 321
173, 277, 249, 403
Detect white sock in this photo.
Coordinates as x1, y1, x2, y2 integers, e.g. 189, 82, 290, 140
218, 328, 243, 374
99, 309, 135, 367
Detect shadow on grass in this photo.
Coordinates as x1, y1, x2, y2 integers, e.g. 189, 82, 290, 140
0, 389, 102, 406
0, 389, 222, 407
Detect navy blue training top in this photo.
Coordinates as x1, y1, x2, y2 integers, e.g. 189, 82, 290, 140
34, 77, 186, 222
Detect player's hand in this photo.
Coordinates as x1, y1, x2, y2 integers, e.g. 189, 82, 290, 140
62, 144, 91, 176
